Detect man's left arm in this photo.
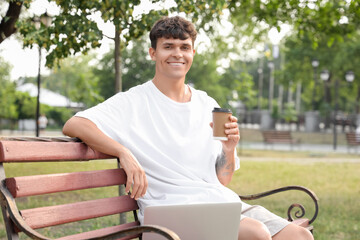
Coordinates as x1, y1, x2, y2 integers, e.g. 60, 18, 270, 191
214, 116, 240, 185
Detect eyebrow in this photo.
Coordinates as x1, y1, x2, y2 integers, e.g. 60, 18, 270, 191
162, 42, 192, 47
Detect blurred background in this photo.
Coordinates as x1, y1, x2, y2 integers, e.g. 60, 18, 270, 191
1, 1, 360, 239
1, 0, 360, 149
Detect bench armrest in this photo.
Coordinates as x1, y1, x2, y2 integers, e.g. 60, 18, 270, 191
0, 182, 180, 240
0, 181, 51, 239
239, 185, 319, 224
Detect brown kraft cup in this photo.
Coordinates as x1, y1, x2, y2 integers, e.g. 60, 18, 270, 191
212, 107, 232, 141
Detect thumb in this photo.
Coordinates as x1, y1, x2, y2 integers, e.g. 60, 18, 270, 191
209, 122, 213, 128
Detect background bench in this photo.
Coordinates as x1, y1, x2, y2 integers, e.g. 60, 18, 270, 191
262, 130, 301, 150
345, 132, 360, 153
0, 137, 318, 239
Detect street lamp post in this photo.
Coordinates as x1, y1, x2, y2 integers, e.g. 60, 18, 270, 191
323, 70, 355, 150
33, 12, 52, 137
334, 71, 355, 150
311, 59, 319, 110
321, 70, 331, 130
333, 79, 339, 150
268, 61, 275, 112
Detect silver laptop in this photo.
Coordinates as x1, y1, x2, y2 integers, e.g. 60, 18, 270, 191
143, 202, 242, 240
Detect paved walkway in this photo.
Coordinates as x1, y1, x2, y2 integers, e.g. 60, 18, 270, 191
239, 141, 359, 154
239, 156, 360, 163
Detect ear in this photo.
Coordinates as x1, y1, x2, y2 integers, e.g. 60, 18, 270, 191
192, 49, 196, 56
149, 47, 156, 61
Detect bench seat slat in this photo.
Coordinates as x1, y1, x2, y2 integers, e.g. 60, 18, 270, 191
0, 141, 113, 162
57, 222, 140, 240
6, 169, 127, 198
292, 218, 309, 228
20, 195, 138, 229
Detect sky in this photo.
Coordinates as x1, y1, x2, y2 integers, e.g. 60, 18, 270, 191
0, 0, 288, 81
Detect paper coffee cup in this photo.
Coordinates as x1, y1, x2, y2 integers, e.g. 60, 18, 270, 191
212, 107, 232, 141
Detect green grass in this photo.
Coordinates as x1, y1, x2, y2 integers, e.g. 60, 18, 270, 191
230, 150, 360, 240
1, 152, 359, 239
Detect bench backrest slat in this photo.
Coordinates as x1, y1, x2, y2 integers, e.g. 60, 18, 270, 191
21, 195, 138, 229
0, 139, 142, 239
6, 169, 127, 198
0, 141, 113, 162
262, 131, 292, 140
346, 132, 360, 145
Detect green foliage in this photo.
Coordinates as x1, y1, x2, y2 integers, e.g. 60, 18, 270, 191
229, 0, 360, 47
221, 61, 257, 109
187, 52, 228, 106
14, 91, 36, 119
93, 37, 155, 100
282, 32, 360, 113
0, 59, 18, 119
281, 102, 298, 123
28, 54, 104, 108
16, 0, 227, 69
42, 105, 73, 127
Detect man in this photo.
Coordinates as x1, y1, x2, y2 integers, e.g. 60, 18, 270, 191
63, 16, 313, 240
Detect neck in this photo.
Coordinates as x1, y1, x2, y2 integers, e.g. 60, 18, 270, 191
152, 77, 191, 103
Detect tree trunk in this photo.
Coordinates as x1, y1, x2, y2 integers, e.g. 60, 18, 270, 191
114, 28, 126, 224
0, 1, 23, 43
257, 58, 263, 110
295, 82, 301, 113
114, 29, 122, 93
356, 85, 360, 114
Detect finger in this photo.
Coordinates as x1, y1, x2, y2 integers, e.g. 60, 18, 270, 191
141, 175, 148, 197
131, 174, 141, 199
225, 128, 239, 135
225, 122, 239, 129
227, 134, 240, 141
209, 122, 213, 128
125, 173, 133, 194
229, 116, 238, 122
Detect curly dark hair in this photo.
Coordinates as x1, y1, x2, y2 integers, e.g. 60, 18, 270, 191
149, 16, 197, 49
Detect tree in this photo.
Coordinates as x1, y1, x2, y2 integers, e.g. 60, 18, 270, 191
22, 54, 103, 107
0, 0, 25, 43
228, 0, 360, 47
187, 51, 228, 106
93, 36, 155, 100
0, 57, 17, 120
16, 0, 228, 94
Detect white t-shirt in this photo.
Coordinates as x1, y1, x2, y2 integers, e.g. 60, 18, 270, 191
75, 81, 241, 223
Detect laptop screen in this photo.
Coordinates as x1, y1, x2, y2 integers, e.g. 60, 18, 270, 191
143, 202, 241, 240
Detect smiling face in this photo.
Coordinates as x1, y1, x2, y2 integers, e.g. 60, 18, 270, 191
149, 37, 196, 83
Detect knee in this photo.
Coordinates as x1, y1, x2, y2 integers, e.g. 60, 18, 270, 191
288, 225, 314, 240
297, 227, 314, 240
253, 229, 272, 240
244, 223, 272, 240
238, 219, 271, 240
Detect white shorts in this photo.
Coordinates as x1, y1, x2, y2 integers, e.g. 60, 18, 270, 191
240, 201, 291, 236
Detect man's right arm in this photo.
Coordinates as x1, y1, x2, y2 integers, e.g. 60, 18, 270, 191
62, 116, 147, 200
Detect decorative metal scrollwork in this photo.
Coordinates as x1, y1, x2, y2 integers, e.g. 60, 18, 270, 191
239, 185, 319, 224
287, 203, 306, 221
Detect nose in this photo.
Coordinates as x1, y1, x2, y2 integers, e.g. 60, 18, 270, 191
172, 47, 183, 58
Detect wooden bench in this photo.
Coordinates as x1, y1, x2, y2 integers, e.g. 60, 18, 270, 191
262, 130, 300, 150
345, 132, 360, 153
0, 137, 319, 239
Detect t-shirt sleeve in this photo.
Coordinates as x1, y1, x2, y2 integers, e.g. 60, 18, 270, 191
74, 92, 131, 141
